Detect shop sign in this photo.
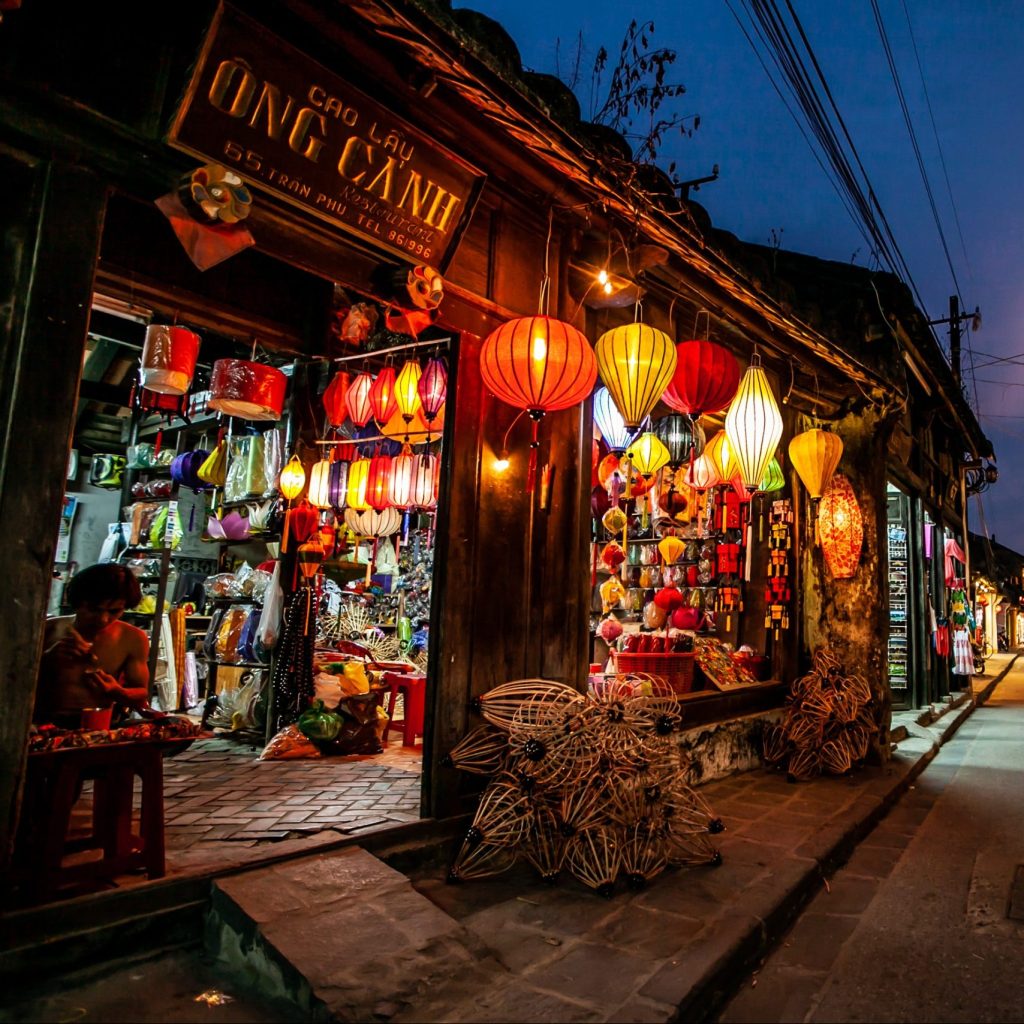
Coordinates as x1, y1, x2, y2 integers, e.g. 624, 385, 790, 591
169, 5, 485, 269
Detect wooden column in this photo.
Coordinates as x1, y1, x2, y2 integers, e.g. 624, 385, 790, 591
0, 152, 107, 872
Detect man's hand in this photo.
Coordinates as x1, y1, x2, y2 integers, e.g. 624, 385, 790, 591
50, 632, 95, 662
86, 669, 122, 698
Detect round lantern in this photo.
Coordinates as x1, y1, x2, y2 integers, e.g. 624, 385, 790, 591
625, 432, 670, 476
308, 459, 333, 509
369, 367, 398, 425
346, 457, 370, 510
346, 372, 375, 428
366, 455, 393, 511
593, 386, 634, 452
322, 371, 350, 429
355, 507, 402, 537
789, 428, 844, 500
818, 473, 863, 578
654, 414, 706, 465
595, 322, 677, 428
685, 453, 721, 492
418, 356, 448, 423
664, 340, 740, 416
279, 455, 306, 500
411, 453, 437, 509
705, 431, 738, 483
395, 360, 423, 424
328, 459, 349, 510
480, 315, 597, 489
209, 359, 287, 421
760, 457, 785, 494
725, 358, 783, 491
140, 324, 201, 395
389, 451, 415, 509
289, 503, 319, 545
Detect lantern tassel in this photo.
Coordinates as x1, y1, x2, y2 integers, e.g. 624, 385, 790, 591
526, 416, 541, 494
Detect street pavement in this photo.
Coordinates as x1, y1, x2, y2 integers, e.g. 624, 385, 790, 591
719, 659, 1024, 1023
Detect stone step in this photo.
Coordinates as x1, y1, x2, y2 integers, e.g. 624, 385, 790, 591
205, 845, 509, 1022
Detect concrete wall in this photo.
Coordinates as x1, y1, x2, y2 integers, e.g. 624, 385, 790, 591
680, 709, 785, 786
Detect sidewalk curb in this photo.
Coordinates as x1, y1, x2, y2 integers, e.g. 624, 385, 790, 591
684, 654, 1020, 1023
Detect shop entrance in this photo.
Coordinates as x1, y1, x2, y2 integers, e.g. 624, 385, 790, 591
886, 483, 916, 709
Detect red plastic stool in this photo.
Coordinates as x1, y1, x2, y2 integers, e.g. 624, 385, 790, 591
383, 672, 426, 747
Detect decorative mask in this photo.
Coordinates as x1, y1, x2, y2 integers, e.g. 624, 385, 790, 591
185, 164, 252, 224
404, 265, 444, 311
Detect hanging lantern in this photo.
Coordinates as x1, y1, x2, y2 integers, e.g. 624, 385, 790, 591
140, 325, 201, 396
418, 356, 448, 423
595, 323, 676, 428
654, 414, 706, 465
297, 535, 325, 580
658, 536, 685, 565
411, 453, 437, 509
480, 315, 597, 491
818, 473, 863, 578
725, 357, 783, 492
366, 454, 393, 511
322, 371, 350, 429
279, 455, 306, 500
346, 372, 375, 427
395, 360, 423, 424
705, 431, 738, 483
760, 457, 785, 494
729, 472, 755, 502
625, 432, 670, 476
685, 453, 721, 492
308, 459, 333, 509
320, 521, 337, 559
593, 386, 635, 452
354, 507, 403, 537
369, 366, 398, 425
209, 359, 287, 421
389, 451, 415, 509
346, 457, 370, 510
789, 428, 844, 500
663, 340, 740, 417
328, 459, 349, 510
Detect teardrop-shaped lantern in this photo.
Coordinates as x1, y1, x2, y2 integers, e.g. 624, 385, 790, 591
818, 473, 863, 578
418, 356, 448, 423
369, 366, 398, 425
296, 535, 325, 579
366, 454, 393, 511
346, 457, 370, 511
411, 453, 438, 509
725, 359, 783, 491
759, 457, 785, 494
653, 414, 706, 465
279, 455, 306, 500
789, 428, 844, 500
389, 451, 415, 509
308, 459, 333, 509
658, 536, 685, 565
705, 431, 738, 483
595, 323, 677, 428
322, 371, 350, 429
664, 340, 740, 416
395, 360, 423, 424
625, 432, 670, 476
346, 372, 375, 428
480, 316, 597, 491
685, 453, 721, 492
593, 386, 634, 452
328, 459, 349, 510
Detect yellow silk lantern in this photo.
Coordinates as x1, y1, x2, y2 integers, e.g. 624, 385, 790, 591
346, 457, 370, 511
725, 358, 783, 491
600, 575, 627, 613
705, 431, 738, 483
395, 360, 423, 424
595, 323, 677, 428
818, 473, 863, 578
658, 536, 685, 565
602, 506, 629, 536
625, 432, 670, 475
279, 455, 306, 500
789, 428, 844, 500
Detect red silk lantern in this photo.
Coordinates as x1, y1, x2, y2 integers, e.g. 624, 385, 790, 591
319, 522, 337, 559
480, 316, 597, 491
289, 503, 319, 546
818, 474, 863, 578
366, 454, 393, 510
322, 371, 350, 428
369, 366, 398, 425
663, 340, 740, 417
209, 359, 286, 421
140, 325, 201, 395
418, 356, 448, 423
346, 372, 374, 427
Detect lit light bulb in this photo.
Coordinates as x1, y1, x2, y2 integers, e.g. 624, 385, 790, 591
532, 335, 547, 361
603, 281, 614, 295
597, 269, 609, 285
494, 450, 510, 473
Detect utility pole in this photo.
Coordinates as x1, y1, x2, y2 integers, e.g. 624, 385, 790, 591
949, 294, 961, 386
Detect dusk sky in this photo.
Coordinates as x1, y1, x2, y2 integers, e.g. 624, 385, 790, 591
467, 0, 1024, 545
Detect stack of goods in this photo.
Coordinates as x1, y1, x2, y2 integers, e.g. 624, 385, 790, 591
444, 676, 724, 895
761, 648, 875, 781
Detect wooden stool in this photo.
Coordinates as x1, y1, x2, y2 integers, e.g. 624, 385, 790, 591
382, 672, 426, 747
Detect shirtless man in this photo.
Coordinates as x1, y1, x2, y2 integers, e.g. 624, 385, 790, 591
36, 564, 151, 728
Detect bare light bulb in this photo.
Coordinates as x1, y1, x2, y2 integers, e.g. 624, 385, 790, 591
494, 449, 510, 473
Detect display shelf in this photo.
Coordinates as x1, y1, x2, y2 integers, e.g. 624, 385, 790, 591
200, 533, 280, 546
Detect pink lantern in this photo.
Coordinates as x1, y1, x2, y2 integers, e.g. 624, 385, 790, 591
140, 325, 201, 395
418, 356, 448, 423
389, 451, 415, 509
686, 453, 721, 492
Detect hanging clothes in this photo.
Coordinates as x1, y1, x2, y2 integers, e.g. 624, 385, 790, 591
944, 538, 967, 587
952, 628, 974, 676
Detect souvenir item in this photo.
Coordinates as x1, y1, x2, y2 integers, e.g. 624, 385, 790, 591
600, 541, 626, 571
653, 586, 684, 611
602, 506, 628, 537
596, 617, 623, 644
599, 576, 627, 614
171, 449, 210, 491
209, 359, 287, 421
140, 324, 201, 395
643, 601, 668, 630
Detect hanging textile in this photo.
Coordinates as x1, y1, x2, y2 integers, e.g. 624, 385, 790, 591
944, 538, 967, 587
951, 628, 973, 676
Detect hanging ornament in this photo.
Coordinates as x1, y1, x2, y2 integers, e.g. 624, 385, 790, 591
658, 536, 685, 565
704, 431, 738, 483
600, 541, 626, 571
322, 371, 350, 429
654, 414, 705, 466
308, 459, 333, 509
725, 356, 783, 492
389, 450, 416, 509
297, 535, 325, 581
328, 459, 349, 511
395, 360, 423, 424
595, 323, 677, 429
346, 372, 375, 428
480, 315, 597, 491
818, 474, 863, 578
625, 433, 671, 476
411, 452, 438, 509
600, 575, 627, 614
354, 506, 403, 537
140, 324, 201, 396
663, 339, 740, 417
366, 454, 393, 511
593, 386, 635, 452
418, 356, 448, 424
685, 453, 721, 492
209, 359, 287, 421
278, 455, 306, 501
369, 366, 399, 425
346, 457, 371, 511
765, 498, 793, 638
760, 457, 785, 494
602, 506, 629, 536
789, 428, 844, 500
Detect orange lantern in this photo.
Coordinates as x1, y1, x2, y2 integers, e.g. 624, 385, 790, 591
789, 428, 844, 500
366, 455, 393, 511
346, 372, 375, 427
322, 371, 350, 429
480, 315, 597, 490
818, 473, 863, 578
369, 366, 398, 425
705, 431, 738, 483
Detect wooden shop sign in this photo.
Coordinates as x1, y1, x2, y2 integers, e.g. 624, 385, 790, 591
169, 4, 485, 269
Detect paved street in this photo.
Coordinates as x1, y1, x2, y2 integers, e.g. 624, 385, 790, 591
719, 661, 1024, 1023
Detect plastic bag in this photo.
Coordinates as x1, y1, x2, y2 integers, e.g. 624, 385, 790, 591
262, 428, 285, 497
259, 724, 322, 760
215, 604, 250, 664
314, 672, 343, 710
257, 561, 283, 650
224, 436, 250, 502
